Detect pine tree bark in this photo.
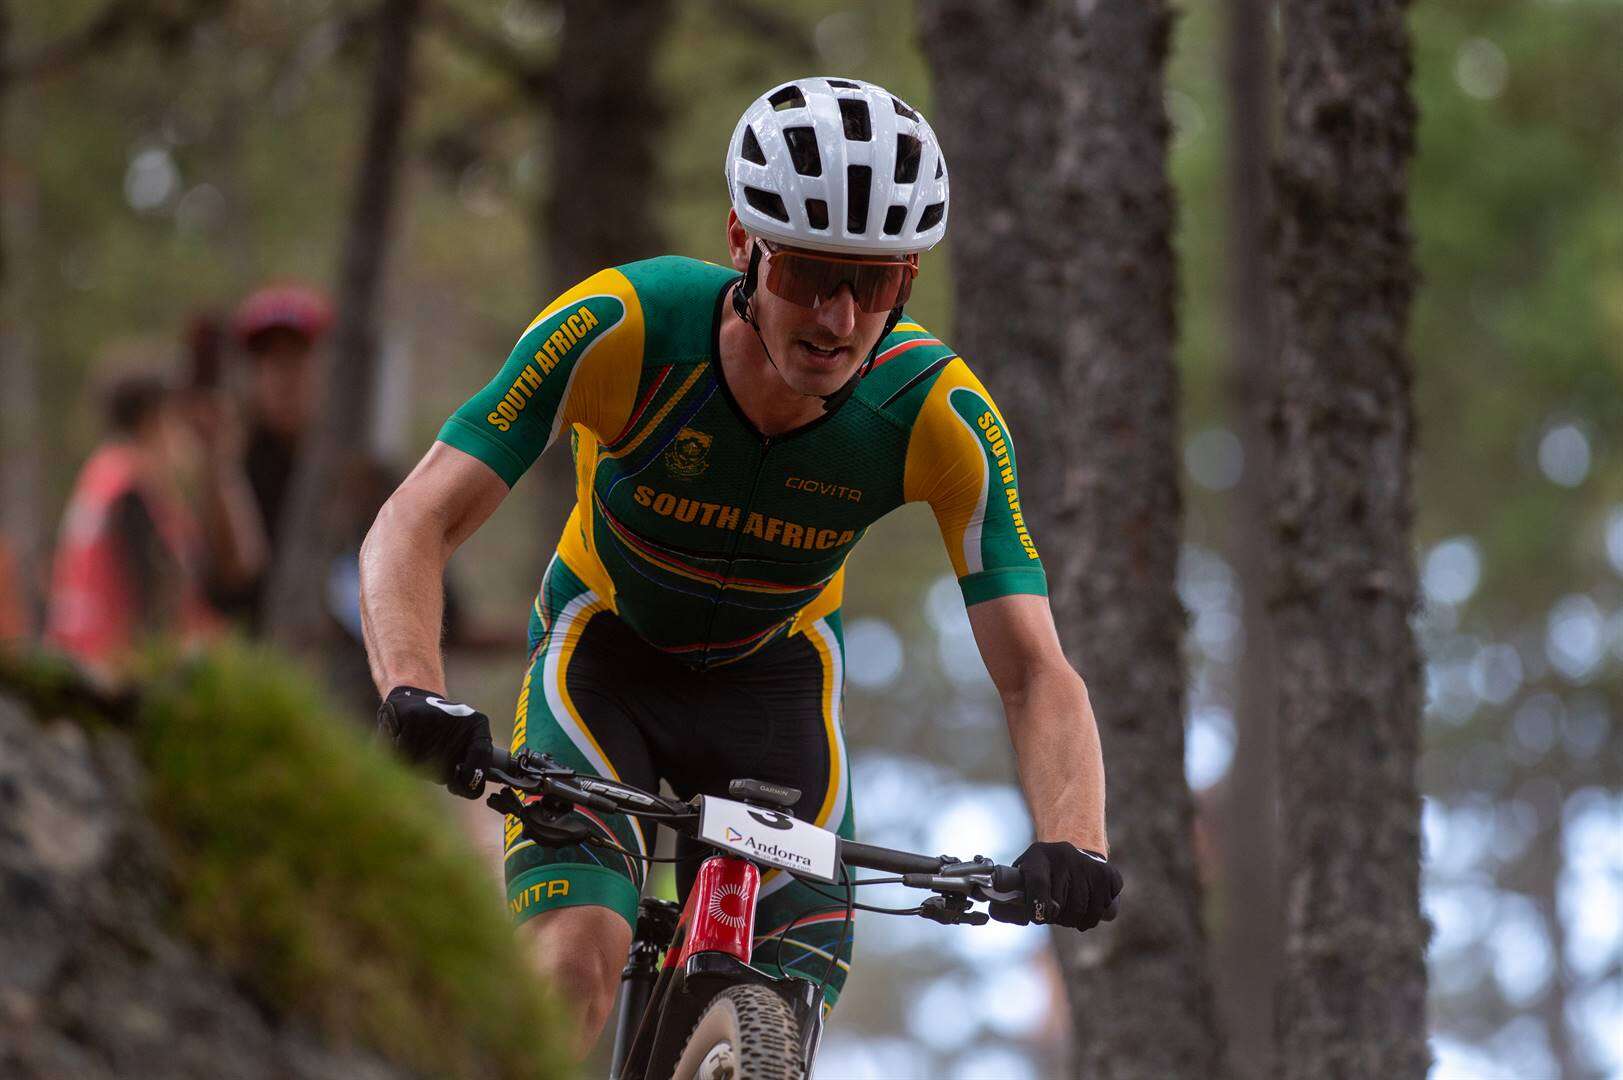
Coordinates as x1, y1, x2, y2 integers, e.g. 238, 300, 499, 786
541, 0, 669, 293
1269, 1, 1429, 1076
525, 0, 671, 556
921, 2, 1223, 1077
267, 0, 422, 650
0, 0, 45, 605
1217, 0, 1281, 1074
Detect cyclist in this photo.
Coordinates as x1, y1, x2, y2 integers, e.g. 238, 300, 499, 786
363, 77, 1121, 1057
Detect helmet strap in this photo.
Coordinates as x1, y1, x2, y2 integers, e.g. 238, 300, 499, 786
816, 303, 903, 413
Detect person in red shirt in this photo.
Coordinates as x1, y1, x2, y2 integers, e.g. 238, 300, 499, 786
46, 374, 222, 681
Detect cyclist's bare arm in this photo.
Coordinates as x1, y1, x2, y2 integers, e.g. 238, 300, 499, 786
967, 593, 1108, 856
359, 443, 508, 696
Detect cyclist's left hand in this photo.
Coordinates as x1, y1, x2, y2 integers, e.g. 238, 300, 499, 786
990, 841, 1122, 930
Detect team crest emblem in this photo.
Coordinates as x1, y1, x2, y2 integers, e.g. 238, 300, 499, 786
665, 427, 713, 478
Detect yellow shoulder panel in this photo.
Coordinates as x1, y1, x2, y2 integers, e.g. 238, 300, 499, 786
525, 267, 646, 446
902, 357, 997, 580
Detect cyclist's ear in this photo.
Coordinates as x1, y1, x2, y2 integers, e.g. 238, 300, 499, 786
726, 209, 752, 271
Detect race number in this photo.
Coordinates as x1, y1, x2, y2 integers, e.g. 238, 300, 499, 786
697, 795, 839, 883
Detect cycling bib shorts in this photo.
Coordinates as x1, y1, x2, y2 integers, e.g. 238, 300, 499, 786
505, 556, 857, 1002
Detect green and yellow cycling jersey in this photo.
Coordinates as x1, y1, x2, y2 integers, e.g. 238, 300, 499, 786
438, 255, 1045, 667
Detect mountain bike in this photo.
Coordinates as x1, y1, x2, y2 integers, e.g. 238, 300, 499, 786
478, 747, 1114, 1080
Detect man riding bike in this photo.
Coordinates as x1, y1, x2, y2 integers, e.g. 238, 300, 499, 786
362, 76, 1121, 1060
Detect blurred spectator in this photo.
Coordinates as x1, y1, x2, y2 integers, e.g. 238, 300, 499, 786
45, 373, 222, 680
212, 282, 334, 630
184, 313, 271, 607
210, 284, 507, 713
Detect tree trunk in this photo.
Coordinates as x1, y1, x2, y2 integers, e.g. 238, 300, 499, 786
920, 2, 1223, 1077
541, 0, 669, 293
527, 0, 671, 557
266, 0, 422, 651
1269, 1, 1429, 1076
0, 0, 45, 615
1216, 0, 1281, 1075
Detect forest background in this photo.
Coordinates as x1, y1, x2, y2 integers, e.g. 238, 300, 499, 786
2, 1, 1621, 1077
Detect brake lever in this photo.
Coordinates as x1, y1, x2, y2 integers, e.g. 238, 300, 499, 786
919, 895, 988, 926
486, 765, 539, 791
485, 788, 595, 847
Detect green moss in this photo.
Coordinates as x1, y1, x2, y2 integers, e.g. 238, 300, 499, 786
135, 644, 573, 1080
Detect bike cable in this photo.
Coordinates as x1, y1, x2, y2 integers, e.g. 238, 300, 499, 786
795, 875, 923, 916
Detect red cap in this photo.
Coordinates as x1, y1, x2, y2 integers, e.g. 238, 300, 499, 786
231, 283, 334, 347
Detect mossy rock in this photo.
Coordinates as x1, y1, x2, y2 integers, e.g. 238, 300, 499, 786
130, 644, 573, 1080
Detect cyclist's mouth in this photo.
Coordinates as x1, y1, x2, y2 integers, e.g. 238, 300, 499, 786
796, 340, 848, 366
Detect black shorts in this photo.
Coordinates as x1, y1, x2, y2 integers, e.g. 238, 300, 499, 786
504, 558, 856, 1003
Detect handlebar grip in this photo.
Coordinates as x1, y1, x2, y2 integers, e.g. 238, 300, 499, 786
990, 865, 1119, 923
991, 864, 1023, 893
486, 746, 514, 773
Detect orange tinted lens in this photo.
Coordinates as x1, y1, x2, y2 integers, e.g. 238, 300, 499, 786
764, 252, 914, 313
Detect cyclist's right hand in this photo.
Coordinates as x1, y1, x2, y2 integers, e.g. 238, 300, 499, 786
376, 686, 493, 799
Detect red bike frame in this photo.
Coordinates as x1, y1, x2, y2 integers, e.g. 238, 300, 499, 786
663, 854, 761, 969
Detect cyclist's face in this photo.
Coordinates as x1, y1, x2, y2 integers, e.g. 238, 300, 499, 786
727, 215, 898, 398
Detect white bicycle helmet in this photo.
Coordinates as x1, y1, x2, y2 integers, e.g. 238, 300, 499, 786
725, 76, 949, 256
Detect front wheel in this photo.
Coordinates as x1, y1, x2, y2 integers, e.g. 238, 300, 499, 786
671, 984, 805, 1080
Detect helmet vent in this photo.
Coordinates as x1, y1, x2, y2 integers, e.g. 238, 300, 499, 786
744, 186, 791, 223
740, 126, 766, 165
784, 126, 822, 177
935, 157, 945, 179
839, 99, 871, 142
891, 96, 921, 122
894, 134, 921, 184
917, 201, 945, 232
768, 85, 805, 111
805, 198, 829, 230
825, 78, 860, 89
882, 205, 907, 236
846, 165, 871, 233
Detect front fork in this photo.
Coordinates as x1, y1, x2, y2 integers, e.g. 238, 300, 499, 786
610, 900, 678, 1080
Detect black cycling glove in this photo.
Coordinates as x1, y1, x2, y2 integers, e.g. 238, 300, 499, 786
376, 685, 493, 799
990, 841, 1123, 930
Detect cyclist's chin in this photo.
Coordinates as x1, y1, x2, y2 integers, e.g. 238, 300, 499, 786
781, 364, 857, 399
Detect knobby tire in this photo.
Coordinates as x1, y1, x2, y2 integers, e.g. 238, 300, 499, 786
670, 984, 805, 1080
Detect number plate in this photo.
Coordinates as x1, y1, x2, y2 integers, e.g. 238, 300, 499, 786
697, 796, 839, 883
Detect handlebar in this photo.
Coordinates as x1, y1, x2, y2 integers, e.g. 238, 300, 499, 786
480, 747, 1116, 924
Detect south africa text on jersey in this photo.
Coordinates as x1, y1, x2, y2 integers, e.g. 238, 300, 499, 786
633, 485, 857, 551
486, 302, 606, 432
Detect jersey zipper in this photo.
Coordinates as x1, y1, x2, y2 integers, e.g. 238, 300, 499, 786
698, 433, 772, 670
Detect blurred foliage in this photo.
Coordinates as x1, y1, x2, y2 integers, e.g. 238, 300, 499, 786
138, 643, 572, 1080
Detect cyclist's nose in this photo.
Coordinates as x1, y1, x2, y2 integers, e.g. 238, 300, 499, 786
813, 285, 858, 338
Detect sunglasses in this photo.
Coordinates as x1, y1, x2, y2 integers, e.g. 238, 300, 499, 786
756, 240, 919, 314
